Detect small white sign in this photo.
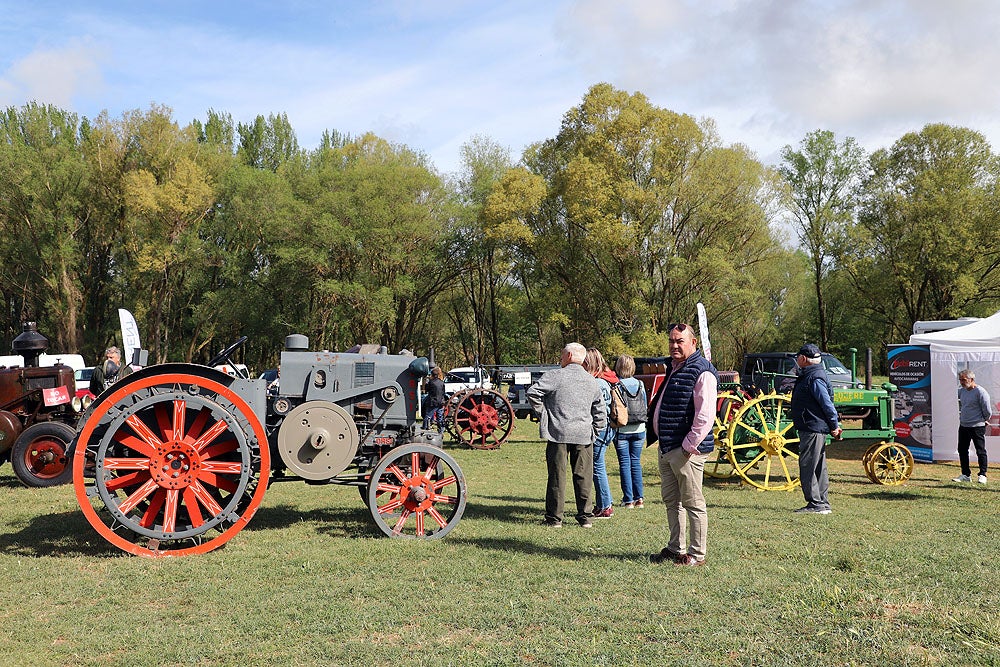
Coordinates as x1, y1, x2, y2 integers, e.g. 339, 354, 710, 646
514, 372, 531, 385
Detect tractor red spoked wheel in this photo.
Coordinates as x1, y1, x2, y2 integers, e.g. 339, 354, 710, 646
73, 371, 270, 557
367, 444, 466, 539
452, 388, 514, 450
10, 422, 76, 487
440, 390, 469, 441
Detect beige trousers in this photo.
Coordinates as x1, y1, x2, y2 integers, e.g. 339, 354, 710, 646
658, 447, 709, 560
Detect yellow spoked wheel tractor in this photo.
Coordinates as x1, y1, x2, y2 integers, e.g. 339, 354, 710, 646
707, 377, 914, 490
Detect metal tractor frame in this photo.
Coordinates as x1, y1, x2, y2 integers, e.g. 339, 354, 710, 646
72, 335, 468, 557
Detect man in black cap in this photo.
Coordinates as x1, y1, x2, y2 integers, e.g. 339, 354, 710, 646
790, 343, 842, 514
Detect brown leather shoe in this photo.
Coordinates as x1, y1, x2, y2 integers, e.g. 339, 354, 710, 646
674, 554, 706, 567
649, 548, 683, 564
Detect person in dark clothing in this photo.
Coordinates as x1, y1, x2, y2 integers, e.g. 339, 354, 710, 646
423, 367, 447, 432
789, 343, 842, 514
90, 346, 132, 395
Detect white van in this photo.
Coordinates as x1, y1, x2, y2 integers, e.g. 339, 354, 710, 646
444, 367, 493, 395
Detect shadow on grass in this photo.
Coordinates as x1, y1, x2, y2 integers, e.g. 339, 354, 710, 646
245, 503, 380, 539
453, 535, 642, 562
0, 509, 119, 558
462, 494, 541, 524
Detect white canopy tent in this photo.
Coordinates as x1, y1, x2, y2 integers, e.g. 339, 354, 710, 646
909, 310, 1000, 462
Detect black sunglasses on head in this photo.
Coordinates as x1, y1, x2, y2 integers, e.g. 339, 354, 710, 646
668, 323, 690, 333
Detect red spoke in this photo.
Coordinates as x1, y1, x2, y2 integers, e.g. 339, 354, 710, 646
172, 400, 186, 442
432, 475, 457, 491
162, 489, 180, 533
114, 432, 158, 459
105, 470, 151, 491
415, 509, 425, 534
103, 457, 151, 471
191, 420, 229, 453
183, 408, 211, 443
420, 455, 439, 478
392, 508, 412, 534
182, 487, 205, 528
410, 452, 420, 477
431, 493, 458, 505
196, 471, 238, 494
189, 479, 224, 517
427, 506, 448, 528
155, 402, 172, 441
139, 489, 167, 529
387, 464, 409, 484
377, 494, 405, 514
200, 461, 242, 475
125, 415, 165, 452
118, 478, 159, 514
200, 438, 238, 460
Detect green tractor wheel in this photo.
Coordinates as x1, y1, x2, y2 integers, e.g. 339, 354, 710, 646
726, 393, 800, 491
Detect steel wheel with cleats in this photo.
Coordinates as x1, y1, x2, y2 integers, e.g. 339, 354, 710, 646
451, 388, 514, 450
73, 367, 270, 557
865, 441, 914, 486
726, 393, 801, 491
366, 443, 466, 539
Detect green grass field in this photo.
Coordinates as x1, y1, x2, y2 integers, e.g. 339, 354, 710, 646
1, 420, 998, 667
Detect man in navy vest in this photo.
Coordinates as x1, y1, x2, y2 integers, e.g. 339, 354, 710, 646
647, 323, 718, 566
790, 343, 842, 514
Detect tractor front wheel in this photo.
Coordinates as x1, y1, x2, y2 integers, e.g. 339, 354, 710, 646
366, 444, 466, 539
11, 421, 76, 487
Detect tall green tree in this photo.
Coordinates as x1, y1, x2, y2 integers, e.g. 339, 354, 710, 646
0, 103, 88, 350
845, 123, 1000, 339
779, 130, 866, 349
485, 83, 788, 363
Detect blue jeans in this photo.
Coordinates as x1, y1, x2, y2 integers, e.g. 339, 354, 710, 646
423, 406, 444, 431
593, 426, 614, 510
614, 430, 645, 503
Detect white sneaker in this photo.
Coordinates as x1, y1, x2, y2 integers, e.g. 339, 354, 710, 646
952, 474, 971, 483
978, 474, 988, 485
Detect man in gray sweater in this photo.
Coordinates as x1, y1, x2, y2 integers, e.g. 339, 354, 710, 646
528, 342, 607, 528
953, 369, 993, 484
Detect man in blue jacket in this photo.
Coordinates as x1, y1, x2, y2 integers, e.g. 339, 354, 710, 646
790, 343, 842, 514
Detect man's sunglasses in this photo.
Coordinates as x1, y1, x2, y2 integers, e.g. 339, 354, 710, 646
668, 323, 690, 332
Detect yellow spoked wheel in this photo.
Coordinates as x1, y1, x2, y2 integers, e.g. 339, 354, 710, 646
706, 391, 745, 479
862, 442, 883, 483
726, 393, 800, 491
864, 441, 914, 486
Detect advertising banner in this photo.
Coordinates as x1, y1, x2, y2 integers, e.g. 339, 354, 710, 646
887, 344, 933, 462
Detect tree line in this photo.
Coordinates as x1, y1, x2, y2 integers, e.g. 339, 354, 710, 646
2, 83, 999, 375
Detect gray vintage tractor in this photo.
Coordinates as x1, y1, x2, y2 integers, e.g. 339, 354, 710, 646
72, 334, 467, 557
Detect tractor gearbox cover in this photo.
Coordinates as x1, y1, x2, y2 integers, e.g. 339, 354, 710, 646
277, 401, 359, 480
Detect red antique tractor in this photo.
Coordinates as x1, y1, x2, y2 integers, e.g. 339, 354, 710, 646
0, 322, 81, 487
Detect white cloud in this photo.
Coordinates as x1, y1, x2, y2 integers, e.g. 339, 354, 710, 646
0, 40, 107, 109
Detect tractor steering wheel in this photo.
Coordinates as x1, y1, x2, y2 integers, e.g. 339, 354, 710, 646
207, 336, 248, 368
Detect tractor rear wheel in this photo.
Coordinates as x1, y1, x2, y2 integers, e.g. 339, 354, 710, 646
72, 369, 269, 557
726, 393, 801, 491
366, 444, 466, 539
11, 421, 76, 487
451, 389, 514, 450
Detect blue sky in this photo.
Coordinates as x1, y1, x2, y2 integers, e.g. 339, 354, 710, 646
3, 1, 1000, 174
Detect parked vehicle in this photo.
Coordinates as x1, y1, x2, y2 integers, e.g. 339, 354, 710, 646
740, 351, 853, 393
443, 366, 492, 394
0, 322, 82, 487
